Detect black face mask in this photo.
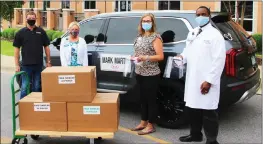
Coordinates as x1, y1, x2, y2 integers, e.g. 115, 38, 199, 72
27, 20, 36, 26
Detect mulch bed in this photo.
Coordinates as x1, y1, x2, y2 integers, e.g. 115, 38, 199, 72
256, 56, 262, 66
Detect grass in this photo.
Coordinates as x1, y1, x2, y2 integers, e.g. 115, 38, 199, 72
1, 40, 14, 56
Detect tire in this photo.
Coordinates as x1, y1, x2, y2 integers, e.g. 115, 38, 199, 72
12, 138, 28, 144
156, 79, 188, 129
30, 135, 40, 140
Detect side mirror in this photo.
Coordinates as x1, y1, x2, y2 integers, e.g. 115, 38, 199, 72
51, 38, 61, 50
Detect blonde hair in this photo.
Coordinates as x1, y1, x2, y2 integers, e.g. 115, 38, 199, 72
138, 13, 157, 35
68, 21, 80, 30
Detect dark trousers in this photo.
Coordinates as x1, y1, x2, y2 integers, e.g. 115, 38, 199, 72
186, 106, 219, 143
20, 64, 43, 99
136, 74, 160, 123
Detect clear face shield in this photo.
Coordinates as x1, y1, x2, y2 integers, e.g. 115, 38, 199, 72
163, 56, 186, 79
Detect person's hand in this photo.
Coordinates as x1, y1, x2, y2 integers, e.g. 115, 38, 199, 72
138, 55, 148, 62
46, 63, 52, 67
15, 65, 20, 72
200, 81, 211, 95
176, 55, 183, 60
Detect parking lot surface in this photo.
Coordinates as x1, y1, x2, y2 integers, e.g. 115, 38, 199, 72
1, 73, 262, 144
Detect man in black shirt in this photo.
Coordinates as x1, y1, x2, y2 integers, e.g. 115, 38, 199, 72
13, 11, 52, 99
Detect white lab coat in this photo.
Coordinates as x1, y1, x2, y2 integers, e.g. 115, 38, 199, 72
60, 36, 89, 66
181, 23, 226, 110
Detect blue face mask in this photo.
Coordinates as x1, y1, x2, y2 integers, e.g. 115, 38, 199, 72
142, 23, 152, 31
195, 16, 210, 27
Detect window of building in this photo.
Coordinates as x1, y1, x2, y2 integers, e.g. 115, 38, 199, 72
84, 1, 96, 9
43, 1, 50, 11
158, 1, 180, 10
105, 17, 189, 44
79, 19, 104, 43
62, 1, 70, 9
115, 0, 131, 12
29, 1, 35, 8
220, 1, 253, 32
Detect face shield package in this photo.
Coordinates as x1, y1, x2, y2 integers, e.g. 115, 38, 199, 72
163, 56, 186, 79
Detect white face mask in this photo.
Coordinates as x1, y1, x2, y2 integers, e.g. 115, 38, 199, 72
195, 16, 210, 27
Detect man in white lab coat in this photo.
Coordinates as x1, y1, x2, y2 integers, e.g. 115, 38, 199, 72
177, 6, 226, 144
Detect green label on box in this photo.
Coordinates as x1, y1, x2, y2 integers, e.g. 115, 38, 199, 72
83, 106, 100, 115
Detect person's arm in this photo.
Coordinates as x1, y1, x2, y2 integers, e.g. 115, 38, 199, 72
205, 36, 226, 85
60, 38, 67, 66
139, 36, 164, 62
42, 30, 51, 67
82, 40, 89, 66
13, 31, 22, 72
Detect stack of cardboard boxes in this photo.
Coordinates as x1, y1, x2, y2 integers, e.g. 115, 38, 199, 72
19, 66, 120, 132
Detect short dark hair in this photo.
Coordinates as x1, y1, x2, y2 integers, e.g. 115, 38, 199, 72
26, 11, 36, 18
197, 6, 211, 15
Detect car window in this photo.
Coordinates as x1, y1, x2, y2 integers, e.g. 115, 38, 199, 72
214, 20, 240, 42
79, 19, 104, 44
105, 17, 190, 44
105, 17, 140, 44
156, 18, 189, 43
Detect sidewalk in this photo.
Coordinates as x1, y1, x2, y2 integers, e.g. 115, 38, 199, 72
0, 54, 262, 94
1, 55, 15, 74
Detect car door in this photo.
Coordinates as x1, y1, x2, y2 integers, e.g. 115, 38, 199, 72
154, 17, 192, 78
94, 17, 140, 92
78, 18, 106, 66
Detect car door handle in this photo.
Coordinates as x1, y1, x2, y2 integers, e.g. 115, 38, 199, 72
88, 53, 92, 56
97, 48, 104, 52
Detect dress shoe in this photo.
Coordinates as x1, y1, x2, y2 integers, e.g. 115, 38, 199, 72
179, 135, 203, 142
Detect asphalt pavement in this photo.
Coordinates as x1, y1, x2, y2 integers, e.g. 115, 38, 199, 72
1, 72, 262, 144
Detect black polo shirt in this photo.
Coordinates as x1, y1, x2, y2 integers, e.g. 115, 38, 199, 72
13, 26, 50, 66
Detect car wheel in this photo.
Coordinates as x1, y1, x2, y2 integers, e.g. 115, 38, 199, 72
156, 79, 188, 129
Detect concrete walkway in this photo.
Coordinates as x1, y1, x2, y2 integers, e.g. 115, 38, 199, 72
0, 55, 261, 94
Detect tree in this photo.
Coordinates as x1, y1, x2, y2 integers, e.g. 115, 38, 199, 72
222, 1, 246, 26
0, 1, 24, 28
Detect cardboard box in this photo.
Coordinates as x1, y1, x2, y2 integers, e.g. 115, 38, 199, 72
67, 93, 120, 132
19, 92, 67, 131
41, 66, 97, 102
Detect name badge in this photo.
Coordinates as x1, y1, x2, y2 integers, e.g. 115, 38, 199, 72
36, 32, 41, 34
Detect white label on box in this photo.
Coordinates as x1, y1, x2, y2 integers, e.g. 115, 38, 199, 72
58, 75, 75, 84
83, 106, 100, 115
34, 103, 50, 111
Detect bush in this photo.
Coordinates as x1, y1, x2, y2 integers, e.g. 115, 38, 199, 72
7, 28, 16, 39
2, 29, 9, 38
252, 34, 262, 53
46, 30, 56, 41
52, 31, 64, 41
14, 29, 20, 38
1, 28, 19, 39
0, 32, 2, 37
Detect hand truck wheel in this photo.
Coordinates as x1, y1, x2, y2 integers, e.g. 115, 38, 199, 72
30, 135, 40, 140
12, 137, 28, 144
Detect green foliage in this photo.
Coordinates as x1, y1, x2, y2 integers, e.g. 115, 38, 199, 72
52, 31, 64, 41
0, 32, 2, 37
1, 28, 20, 39
0, 1, 24, 22
46, 30, 56, 41
252, 34, 262, 53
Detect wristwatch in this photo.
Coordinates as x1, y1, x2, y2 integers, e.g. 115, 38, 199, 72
47, 60, 52, 64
